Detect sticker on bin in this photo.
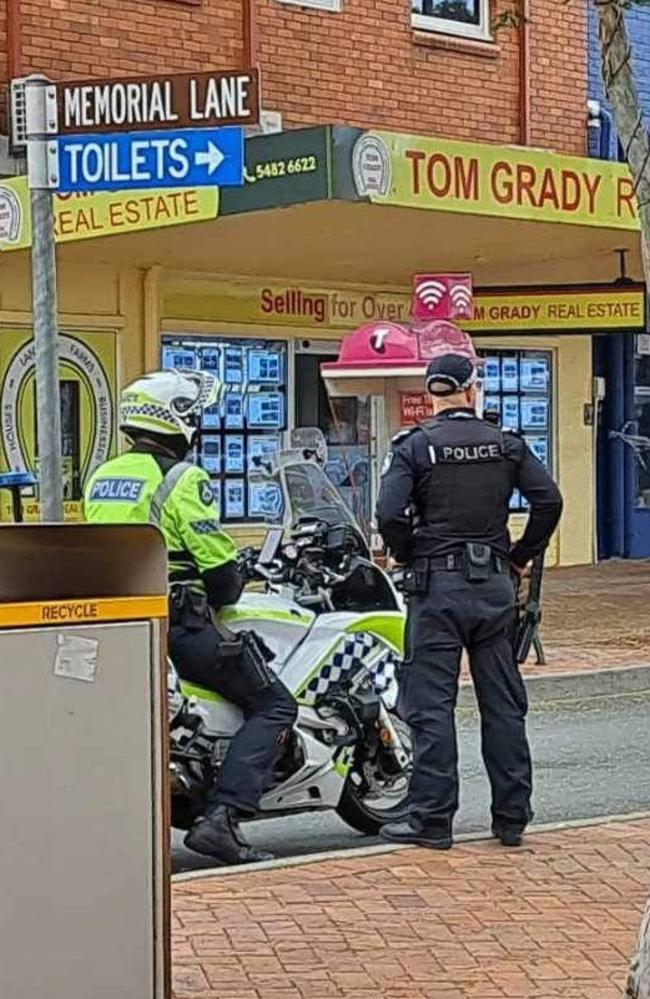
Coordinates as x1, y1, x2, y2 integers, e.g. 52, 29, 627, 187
54, 634, 99, 683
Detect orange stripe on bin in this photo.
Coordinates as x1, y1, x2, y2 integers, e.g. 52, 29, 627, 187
0, 595, 168, 628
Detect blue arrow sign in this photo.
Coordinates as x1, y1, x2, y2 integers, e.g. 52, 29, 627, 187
53, 126, 244, 193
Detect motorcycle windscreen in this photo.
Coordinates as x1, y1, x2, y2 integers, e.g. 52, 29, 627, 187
281, 460, 370, 558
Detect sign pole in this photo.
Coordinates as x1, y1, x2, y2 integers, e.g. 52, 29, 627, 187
25, 76, 64, 522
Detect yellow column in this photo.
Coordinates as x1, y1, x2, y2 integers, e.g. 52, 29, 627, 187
143, 266, 162, 373
555, 335, 593, 566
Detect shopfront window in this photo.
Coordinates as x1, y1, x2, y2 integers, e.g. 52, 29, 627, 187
295, 351, 371, 532
478, 348, 553, 512
634, 353, 650, 508
161, 335, 288, 523
411, 0, 490, 40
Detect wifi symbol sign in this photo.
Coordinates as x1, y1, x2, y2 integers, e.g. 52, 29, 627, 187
415, 280, 447, 311
449, 283, 474, 317
412, 273, 474, 321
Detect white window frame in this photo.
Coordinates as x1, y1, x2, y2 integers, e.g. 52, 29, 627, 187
412, 0, 491, 41
275, 0, 341, 11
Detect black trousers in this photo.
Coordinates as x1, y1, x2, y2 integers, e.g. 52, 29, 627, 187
169, 621, 298, 814
400, 569, 533, 829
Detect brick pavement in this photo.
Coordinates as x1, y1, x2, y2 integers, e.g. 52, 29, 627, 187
172, 817, 650, 999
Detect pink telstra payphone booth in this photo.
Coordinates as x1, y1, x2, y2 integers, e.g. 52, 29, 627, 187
321, 318, 482, 552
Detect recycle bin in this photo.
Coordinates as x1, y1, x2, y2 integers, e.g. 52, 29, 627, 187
0, 524, 169, 999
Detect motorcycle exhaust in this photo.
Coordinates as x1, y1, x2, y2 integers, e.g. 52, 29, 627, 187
377, 703, 410, 773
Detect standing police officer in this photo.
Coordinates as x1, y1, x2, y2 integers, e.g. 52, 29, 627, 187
377, 353, 562, 850
85, 369, 297, 864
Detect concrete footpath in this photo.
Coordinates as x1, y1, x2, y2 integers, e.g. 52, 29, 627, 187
172, 817, 650, 999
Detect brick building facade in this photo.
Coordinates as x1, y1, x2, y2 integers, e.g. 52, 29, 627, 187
6, 0, 587, 154
0, 0, 634, 570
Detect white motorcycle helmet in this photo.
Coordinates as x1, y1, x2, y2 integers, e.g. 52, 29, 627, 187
120, 369, 223, 444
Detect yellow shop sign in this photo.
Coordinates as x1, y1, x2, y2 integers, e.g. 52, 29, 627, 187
351, 130, 639, 230
0, 176, 219, 251
467, 289, 644, 331
164, 281, 645, 332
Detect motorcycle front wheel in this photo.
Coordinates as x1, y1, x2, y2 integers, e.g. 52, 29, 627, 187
336, 714, 412, 835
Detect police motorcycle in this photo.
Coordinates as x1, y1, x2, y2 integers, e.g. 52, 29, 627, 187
168, 430, 411, 836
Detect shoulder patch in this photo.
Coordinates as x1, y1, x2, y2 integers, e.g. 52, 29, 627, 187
198, 480, 215, 506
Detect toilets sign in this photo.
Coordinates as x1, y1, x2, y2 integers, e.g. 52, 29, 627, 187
54, 126, 244, 194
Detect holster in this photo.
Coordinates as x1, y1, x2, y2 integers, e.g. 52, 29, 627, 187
464, 543, 492, 582
169, 585, 210, 631
239, 631, 277, 693
402, 557, 429, 595
213, 619, 277, 695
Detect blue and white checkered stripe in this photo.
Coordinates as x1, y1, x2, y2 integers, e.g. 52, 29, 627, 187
301, 633, 401, 706
368, 651, 401, 709
368, 652, 400, 692
300, 633, 376, 703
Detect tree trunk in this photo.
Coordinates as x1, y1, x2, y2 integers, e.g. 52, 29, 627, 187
594, 4, 650, 995
625, 897, 650, 998
596, 0, 650, 292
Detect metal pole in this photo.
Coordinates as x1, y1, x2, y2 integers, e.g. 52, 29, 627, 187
25, 76, 63, 522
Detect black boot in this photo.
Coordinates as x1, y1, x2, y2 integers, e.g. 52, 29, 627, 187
492, 821, 526, 847
380, 818, 452, 850
184, 805, 275, 864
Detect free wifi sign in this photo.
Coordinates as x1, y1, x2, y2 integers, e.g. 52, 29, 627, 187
412, 273, 474, 321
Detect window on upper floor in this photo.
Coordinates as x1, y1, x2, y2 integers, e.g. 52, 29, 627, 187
411, 0, 491, 41
275, 0, 341, 10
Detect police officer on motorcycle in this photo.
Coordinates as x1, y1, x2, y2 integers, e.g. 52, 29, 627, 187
85, 369, 297, 864
376, 353, 563, 850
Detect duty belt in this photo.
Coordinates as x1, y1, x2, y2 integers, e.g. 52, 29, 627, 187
427, 551, 510, 574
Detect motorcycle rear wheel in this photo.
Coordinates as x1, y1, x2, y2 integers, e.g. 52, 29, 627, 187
336, 714, 412, 835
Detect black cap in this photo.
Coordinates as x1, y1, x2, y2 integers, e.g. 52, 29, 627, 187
425, 353, 476, 396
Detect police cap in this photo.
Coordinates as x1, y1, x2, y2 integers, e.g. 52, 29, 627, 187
425, 353, 476, 397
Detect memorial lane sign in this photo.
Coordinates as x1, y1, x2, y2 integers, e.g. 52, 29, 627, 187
57, 69, 260, 135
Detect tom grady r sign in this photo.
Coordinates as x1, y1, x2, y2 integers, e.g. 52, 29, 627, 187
57, 69, 260, 134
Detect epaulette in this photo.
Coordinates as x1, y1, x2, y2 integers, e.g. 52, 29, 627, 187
502, 426, 523, 439
390, 426, 419, 448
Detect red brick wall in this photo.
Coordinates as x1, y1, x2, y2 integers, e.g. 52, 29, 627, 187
258, 0, 521, 145
529, 1, 588, 154
18, 0, 243, 78
257, 0, 588, 155
4, 0, 587, 155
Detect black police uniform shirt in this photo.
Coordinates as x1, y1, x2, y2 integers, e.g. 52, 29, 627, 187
376, 407, 563, 566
